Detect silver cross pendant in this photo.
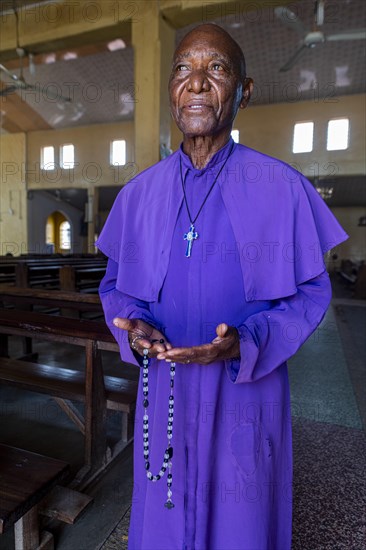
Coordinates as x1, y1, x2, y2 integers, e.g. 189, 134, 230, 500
183, 224, 198, 257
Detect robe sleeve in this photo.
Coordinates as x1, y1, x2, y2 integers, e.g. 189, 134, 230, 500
226, 269, 332, 383
99, 258, 162, 366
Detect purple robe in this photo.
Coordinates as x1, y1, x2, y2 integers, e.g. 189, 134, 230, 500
97, 140, 348, 550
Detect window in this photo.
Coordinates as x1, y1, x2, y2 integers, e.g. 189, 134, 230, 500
292, 122, 314, 153
60, 144, 74, 168
231, 129, 239, 143
59, 221, 71, 250
41, 146, 55, 170
111, 139, 126, 166
327, 118, 349, 151
45, 216, 54, 245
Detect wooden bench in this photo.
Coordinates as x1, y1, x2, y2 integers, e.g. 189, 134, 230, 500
0, 263, 16, 286
0, 287, 103, 318
59, 265, 106, 293
0, 443, 69, 550
0, 286, 104, 357
0, 357, 137, 414
0, 309, 137, 487
16, 264, 60, 289
15, 262, 106, 293
0, 255, 107, 290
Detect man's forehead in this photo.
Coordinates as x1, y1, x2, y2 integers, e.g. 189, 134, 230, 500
174, 50, 232, 62
174, 29, 239, 63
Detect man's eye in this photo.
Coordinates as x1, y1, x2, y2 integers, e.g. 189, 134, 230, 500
176, 64, 189, 71
211, 63, 224, 71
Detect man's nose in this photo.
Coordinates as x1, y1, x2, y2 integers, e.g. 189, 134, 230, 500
186, 69, 210, 93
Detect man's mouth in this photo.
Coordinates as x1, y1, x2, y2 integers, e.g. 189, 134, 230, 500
183, 102, 211, 112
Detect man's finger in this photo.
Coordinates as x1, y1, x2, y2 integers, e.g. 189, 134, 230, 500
134, 337, 153, 350
216, 323, 229, 339
113, 317, 136, 331
153, 341, 170, 353
156, 344, 211, 362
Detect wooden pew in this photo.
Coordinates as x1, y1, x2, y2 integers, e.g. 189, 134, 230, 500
15, 261, 106, 292
0, 287, 103, 317
0, 443, 69, 550
15, 264, 60, 289
59, 265, 106, 293
0, 256, 104, 291
0, 262, 16, 286
0, 309, 137, 487
0, 286, 104, 360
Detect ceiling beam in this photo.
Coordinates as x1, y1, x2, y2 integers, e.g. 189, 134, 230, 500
0, 81, 52, 132
0, 0, 296, 61
160, 0, 295, 29
0, 116, 23, 134
0, 0, 132, 62
4, 41, 111, 71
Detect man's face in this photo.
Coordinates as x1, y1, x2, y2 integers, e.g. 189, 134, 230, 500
169, 29, 249, 139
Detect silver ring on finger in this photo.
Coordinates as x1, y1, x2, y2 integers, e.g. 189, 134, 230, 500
131, 335, 143, 350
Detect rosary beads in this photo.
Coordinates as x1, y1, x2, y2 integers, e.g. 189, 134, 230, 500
142, 349, 176, 509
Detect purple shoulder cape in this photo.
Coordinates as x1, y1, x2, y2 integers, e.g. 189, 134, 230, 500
96, 144, 348, 302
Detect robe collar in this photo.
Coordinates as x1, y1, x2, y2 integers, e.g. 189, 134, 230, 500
178, 138, 236, 180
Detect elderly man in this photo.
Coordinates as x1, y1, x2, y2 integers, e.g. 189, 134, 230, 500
97, 23, 347, 550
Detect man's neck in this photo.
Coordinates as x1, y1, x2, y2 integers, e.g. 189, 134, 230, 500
182, 132, 231, 169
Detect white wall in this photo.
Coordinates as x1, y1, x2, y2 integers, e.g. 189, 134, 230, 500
172, 93, 366, 177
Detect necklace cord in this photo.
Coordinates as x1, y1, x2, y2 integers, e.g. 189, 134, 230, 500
180, 141, 235, 225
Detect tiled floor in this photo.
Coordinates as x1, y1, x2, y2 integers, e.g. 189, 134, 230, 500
0, 277, 365, 550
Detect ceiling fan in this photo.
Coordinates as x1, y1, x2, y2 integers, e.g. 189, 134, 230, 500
0, 1, 71, 102
274, 0, 366, 72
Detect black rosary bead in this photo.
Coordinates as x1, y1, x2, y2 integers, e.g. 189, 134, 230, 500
142, 350, 176, 508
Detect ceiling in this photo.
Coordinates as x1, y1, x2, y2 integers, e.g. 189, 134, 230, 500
312, 175, 366, 206
0, 0, 365, 131
35, 186, 120, 212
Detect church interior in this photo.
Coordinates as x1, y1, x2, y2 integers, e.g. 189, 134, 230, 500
0, 0, 365, 549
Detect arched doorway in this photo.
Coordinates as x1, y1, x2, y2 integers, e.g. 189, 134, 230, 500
46, 211, 72, 253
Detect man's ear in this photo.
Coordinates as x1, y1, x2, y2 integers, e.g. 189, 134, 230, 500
239, 78, 254, 109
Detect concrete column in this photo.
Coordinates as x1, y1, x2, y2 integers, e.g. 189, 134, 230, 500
132, 2, 175, 172
87, 186, 99, 253
0, 133, 27, 256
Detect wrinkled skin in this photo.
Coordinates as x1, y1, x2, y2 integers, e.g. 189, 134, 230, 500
169, 24, 253, 169
114, 24, 253, 364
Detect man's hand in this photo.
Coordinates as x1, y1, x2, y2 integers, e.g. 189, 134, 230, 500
156, 323, 240, 365
113, 318, 172, 357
